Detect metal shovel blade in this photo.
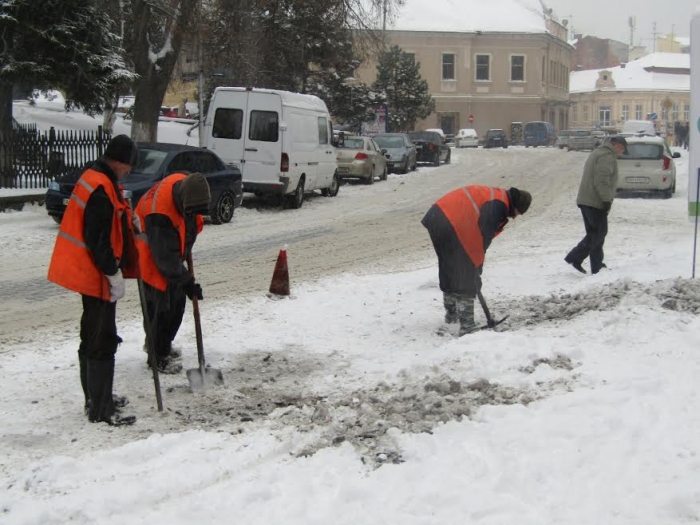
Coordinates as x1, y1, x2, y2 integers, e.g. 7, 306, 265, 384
186, 365, 224, 392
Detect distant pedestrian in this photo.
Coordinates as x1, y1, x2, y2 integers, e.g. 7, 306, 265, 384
565, 136, 627, 275
134, 172, 210, 374
47, 134, 140, 426
683, 122, 690, 150
422, 185, 532, 336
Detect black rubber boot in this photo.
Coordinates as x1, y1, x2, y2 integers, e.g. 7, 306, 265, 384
87, 358, 136, 426
455, 295, 478, 336
443, 293, 458, 324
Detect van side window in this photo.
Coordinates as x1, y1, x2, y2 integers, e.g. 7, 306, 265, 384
318, 117, 328, 144
213, 108, 243, 140
250, 111, 279, 142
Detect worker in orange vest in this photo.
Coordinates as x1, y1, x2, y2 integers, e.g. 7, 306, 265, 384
422, 185, 532, 336
47, 134, 140, 426
134, 172, 210, 374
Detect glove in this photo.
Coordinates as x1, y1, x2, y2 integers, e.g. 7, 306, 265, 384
106, 272, 125, 303
183, 278, 203, 301
601, 201, 612, 214
132, 213, 142, 234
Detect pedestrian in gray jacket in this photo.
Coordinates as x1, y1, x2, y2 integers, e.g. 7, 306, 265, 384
565, 136, 627, 274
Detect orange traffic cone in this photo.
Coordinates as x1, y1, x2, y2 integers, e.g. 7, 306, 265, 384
269, 246, 290, 296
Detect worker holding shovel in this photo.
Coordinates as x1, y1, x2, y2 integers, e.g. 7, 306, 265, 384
134, 172, 210, 374
421, 185, 531, 336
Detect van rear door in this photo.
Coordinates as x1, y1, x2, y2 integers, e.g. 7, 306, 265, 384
206, 89, 247, 171
244, 91, 283, 186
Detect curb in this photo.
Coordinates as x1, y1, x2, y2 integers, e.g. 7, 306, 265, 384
0, 194, 46, 213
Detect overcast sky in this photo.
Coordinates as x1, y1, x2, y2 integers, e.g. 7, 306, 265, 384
546, 0, 699, 47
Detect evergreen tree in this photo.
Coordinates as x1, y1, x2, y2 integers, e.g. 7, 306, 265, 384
372, 45, 434, 131
0, 0, 131, 142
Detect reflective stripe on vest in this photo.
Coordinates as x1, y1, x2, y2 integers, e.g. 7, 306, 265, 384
435, 185, 509, 267
47, 169, 127, 300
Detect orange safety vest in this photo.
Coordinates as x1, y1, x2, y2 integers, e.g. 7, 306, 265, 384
47, 168, 138, 300
435, 185, 510, 267
135, 174, 204, 291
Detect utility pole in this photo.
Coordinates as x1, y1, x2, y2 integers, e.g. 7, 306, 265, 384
628, 16, 636, 50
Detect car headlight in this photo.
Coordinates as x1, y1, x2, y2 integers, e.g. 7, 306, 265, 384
49, 181, 60, 191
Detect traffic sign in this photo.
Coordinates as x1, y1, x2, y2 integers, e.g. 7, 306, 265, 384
649, 112, 658, 121
468, 114, 474, 123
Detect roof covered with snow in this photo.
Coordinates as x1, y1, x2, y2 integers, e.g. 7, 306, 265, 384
389, 0, 550, 34
570, 53, 690, 94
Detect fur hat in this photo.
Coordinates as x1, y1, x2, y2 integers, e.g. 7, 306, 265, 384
509, 187, 532, 215
104, 134, 138, 166
179, 173, 211, 211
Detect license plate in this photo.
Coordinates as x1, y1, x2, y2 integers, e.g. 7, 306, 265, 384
337, 167, 349, 174
626, 177, 650, 184
62, 198, 70, 205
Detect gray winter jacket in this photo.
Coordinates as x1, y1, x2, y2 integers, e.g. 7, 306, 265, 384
576, 143, 619, 209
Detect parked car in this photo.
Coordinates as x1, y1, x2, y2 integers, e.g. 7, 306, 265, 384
407, 131, 451, 166
621, 119, 657, 137
483, 129, 508, 149
524, 121, 556, 147
455, 128, 479, 148
556, 130, 571, 150
591, 130, 607, 145
613, 135, 680, 198
425, 128, 446, 140
567, 129, 598, 152
373, 133, 417, 174
45, 143, 243, 225
335, 135, 388, 184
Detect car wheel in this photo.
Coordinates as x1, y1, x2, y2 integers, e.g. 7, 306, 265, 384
51, 214, 62, 225
380, 166, 388, 181
287, 176, 305, 209
365, 168, 375, 185
401, 159, 409, 174
445, 150, 451, 164
209, 190, 235, 224
321, 172, 340, 197
433, 152, 440, 167
411, 158, 417, 171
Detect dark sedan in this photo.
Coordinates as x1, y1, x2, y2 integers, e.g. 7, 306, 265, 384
483, 129, 509, 149
407, 131, 451, 167
46, 143, 243, 225
373, 133, 417, 174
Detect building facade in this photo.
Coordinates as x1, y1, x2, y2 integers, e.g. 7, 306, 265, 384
568, 53, 690, 139
355, 0, 573, 139
570, 35, 629, 71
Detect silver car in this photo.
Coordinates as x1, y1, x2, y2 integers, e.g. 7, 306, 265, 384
568, 129, 598, 151
616, 136, 680, 198
336, 135, 388, 184
373, 133, 417, 174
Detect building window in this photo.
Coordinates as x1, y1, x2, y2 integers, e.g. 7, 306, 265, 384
550, 60, 555, 84
572, 104, 578, 123
541, 56, 545, 82
583, 103, 589, 122
510, 55, 525, 81
672, 103, 679, 121
442, 53, 455, 80
622, 104, 629, 122
635, 104, 643, 120
599, 107, 611, 127
684, 103, 690, 121
476, 54, 490, 81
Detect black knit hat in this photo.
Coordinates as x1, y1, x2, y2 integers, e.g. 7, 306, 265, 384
509, 187, 532, 215
179, 173, 211, 211
104, 134, 138, 166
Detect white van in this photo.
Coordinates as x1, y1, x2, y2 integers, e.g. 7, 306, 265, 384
203, 87, 339, 208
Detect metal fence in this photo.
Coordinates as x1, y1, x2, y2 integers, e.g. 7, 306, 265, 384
0, 124, 111, 189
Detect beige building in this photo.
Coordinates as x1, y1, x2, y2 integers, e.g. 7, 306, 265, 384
656, 34, 690, 54
355, 0, 573, 139
568, 53, 690, 138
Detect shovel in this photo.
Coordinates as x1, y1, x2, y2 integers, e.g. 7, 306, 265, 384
477, 290, 508, 330
185, 253, 224, 391
137, 278, 163, 411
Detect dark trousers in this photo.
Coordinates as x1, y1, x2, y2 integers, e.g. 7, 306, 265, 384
78, 295, 121, 421
143, 282, 186, 361
566, 205, 609, 274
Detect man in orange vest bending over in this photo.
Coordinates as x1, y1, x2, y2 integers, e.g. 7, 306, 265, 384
134, 172, 210, 374
48, 134, 140, 426
422, 185, 532, 336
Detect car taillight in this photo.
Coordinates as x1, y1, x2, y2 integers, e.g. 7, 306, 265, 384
355, 152, 369, 160
662, 156, 671, 170
428, 143, 435, 151
281, 152, 289, 172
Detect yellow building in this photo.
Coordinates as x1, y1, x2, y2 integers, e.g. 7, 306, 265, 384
568, 53, 689, 140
